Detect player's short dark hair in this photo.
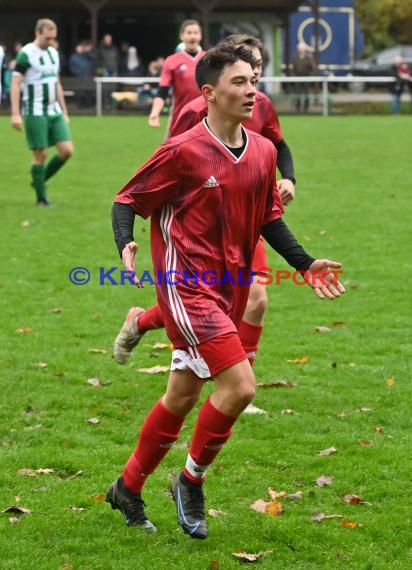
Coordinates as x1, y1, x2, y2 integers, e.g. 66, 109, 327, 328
180, 19, 201, 34
195, 43, 257, 89
219, 34, 263, 53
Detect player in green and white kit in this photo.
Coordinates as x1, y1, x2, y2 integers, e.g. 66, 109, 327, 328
11, 19, 74, 206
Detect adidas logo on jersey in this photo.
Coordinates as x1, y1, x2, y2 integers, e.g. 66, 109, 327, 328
203, 176, 220, 188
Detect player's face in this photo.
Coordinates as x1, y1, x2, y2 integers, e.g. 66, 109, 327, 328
180, 24, 202, 51
248, 45, 263, 81
212, 60, 257, 121
36, 27, 57, 49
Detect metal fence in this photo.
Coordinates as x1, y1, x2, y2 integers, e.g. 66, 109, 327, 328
93, 75, 399, 117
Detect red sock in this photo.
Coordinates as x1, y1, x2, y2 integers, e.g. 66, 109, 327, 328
238, 320, 263, 366
137, 304, 165, 334
183, 397, 238, 485
122, 399, 184, 492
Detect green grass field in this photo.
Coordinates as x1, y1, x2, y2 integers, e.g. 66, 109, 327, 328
0, 115, 411, 570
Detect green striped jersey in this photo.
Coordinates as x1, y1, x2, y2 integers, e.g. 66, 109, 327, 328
13, 43, 61, 116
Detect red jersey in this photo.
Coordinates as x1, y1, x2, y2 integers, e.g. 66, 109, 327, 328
159, 50, 206, 134
170, 91, 284, 219
171, 90, 283, 145
115, 119, 278, 347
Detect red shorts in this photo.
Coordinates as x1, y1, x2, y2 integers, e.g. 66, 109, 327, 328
252, 236, 269, 277
172, 332, 247, 378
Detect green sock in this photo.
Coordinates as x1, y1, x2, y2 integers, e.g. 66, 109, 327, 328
31, 164, 47, 201
45, 155, 65, 181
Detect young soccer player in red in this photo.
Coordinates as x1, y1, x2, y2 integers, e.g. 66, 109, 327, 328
148, 19, 205, 136
114, 35, 295, 368
107, 42, 345, 539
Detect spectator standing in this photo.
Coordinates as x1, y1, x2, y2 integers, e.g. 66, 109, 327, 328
98, 33, 119, 77
120, 46, 145, 78
68, 40, 96, 108
390, 55, 411, 114
0, 43, 4, 105
291, 42, 317, 113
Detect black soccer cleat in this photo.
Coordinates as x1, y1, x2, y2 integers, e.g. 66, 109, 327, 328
171, 473, 208, 539
106, 477, 157, 533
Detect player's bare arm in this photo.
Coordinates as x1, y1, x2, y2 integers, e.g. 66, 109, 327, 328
148, 96, 165, 127
10, 74, 23, 130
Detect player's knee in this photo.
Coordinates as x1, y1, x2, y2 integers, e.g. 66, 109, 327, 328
59, 143, 74, 161
233, 382, 256, 407
166, 392, 199, 416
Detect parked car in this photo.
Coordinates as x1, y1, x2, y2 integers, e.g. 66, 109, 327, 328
349, 45, 412, 91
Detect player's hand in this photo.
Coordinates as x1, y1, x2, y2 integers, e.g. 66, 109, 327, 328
306, 259, 345, 300
277, 179, 295, 206
148, 115, 160, 127
11, 114, 22, 131
121, 241, 142, 287
63, 113, 70, 124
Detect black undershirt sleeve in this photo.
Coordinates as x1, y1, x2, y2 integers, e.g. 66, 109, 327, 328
261, 218, 315, 271
111, 202, 135, 258
156, 86, 170, 100
274, 139, 296, 184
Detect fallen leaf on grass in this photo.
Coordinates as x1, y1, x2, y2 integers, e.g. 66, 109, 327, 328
210, 561, 219, 569
250, 499, 283, 516
386, 378, 395, 386
85, 417, 100, 424
137, 365, 169, 374
25, 424, 43, 437
68, 505, 86, 512
87, 377, 101, 387
342, 494, 371, 505
341, 519, 360, 528
311, 512, 343, 522
21, 220, 31, 228
60, 470, 83, 481
18, 468, 54, 477
358, 440, 373, 447
318, 446, 337, 456
336, 411, 346, 417
8, 517, 20, 525
315, 326, 331, 333
268, 488, 286, 500
36, 362, 48, 369
232, 550, 272, 563
286, 356, 310, 364
332, 321, 346, 328
16, 327, 33, 334
375, 426, 384, 434
50, 307, 63, 314
2, 505, 32, 515
88, 348, 107, 354
243, 404, 267, 415
256, 380, 297, 388
90, 493, 106, 503
144, 342, 172, 350
281, 408, 297, 415
316, 475, 333, 487
208, 509, 227, 517
358, 407, 372, 413
286, 492, 303, 500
